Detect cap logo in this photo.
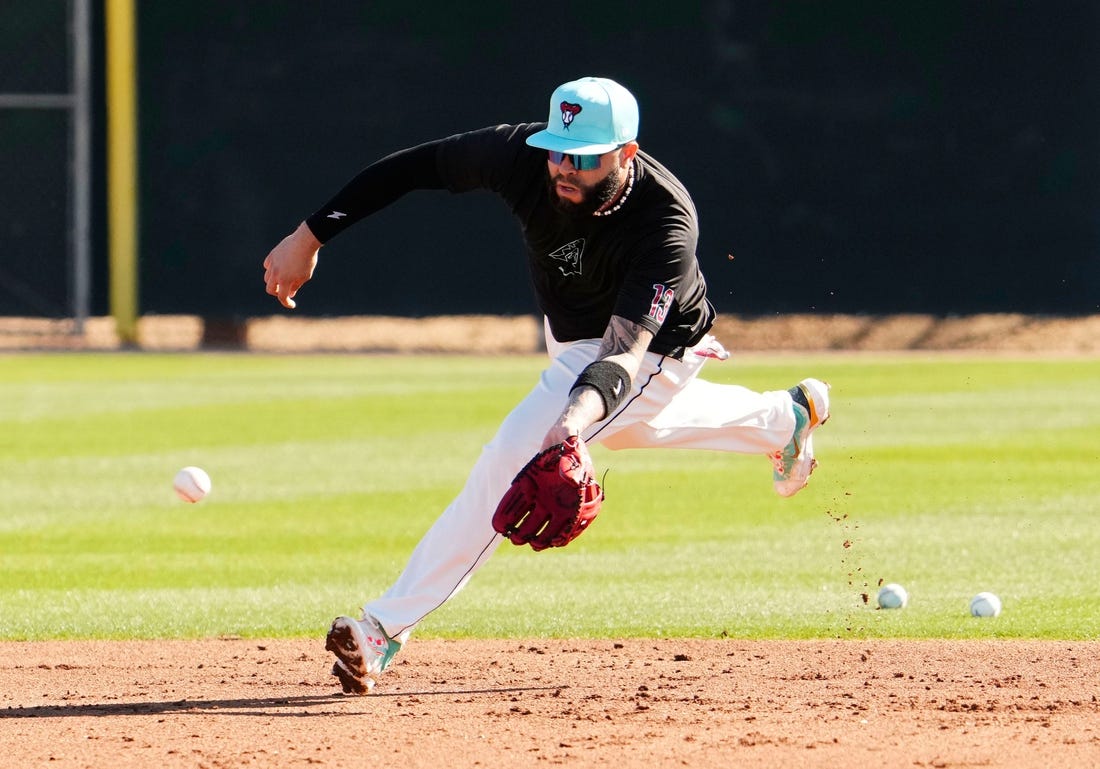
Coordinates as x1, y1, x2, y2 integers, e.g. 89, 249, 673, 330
559, 101, 582, 130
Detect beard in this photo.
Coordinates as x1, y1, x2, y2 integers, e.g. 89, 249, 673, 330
547, 167, 625, 219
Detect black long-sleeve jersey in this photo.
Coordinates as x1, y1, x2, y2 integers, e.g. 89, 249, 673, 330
306, 122, 715, 358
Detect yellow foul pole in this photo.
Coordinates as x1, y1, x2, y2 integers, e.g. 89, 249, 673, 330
106, 0, 138, 345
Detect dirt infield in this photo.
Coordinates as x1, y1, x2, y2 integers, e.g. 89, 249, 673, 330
2, 638, 1097, 768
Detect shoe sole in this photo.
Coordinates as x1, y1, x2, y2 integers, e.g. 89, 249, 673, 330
326, 617, 373, 695
774, 380, 830, 497
774, 435, 818, 497
331, 658, 374, 694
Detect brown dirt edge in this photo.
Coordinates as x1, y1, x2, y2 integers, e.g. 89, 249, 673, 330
2, 312, 1100, 354
2, 638, 1097, 769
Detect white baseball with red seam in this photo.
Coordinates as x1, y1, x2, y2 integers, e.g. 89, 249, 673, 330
174, 466, 212, 503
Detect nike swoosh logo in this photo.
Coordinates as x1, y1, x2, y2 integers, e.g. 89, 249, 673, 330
327, 211, 347, 220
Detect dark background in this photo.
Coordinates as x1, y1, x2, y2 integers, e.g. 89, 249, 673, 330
3, 1, 1098, 319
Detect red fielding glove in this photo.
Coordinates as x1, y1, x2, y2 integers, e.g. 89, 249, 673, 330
492, 436, 603, 551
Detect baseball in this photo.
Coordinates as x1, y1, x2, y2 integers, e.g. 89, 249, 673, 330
970, 592, 1002, 618
877, 583, 908, 609
173, 466, 212, 503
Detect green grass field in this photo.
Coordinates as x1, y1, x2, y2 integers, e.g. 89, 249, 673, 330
2, 352, 1098, 641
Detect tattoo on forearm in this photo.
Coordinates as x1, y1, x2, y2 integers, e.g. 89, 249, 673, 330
599, 316, 652, 358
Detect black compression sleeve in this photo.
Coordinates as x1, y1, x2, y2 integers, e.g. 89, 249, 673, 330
304, 140, 446, 244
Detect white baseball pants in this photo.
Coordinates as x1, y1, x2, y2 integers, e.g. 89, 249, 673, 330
365, 322, 798, 641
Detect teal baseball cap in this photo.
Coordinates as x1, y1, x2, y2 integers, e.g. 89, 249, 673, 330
526, 77, 639, 155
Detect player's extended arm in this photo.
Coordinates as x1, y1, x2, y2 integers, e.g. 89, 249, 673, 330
263, 222, 321, 310
262, 142, 444, 309
541, 315, 654, 449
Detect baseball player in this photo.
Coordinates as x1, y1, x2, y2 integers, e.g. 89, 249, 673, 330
262, 76, 830, 694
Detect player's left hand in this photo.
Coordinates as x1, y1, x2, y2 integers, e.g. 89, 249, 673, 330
492, 436, 603, 551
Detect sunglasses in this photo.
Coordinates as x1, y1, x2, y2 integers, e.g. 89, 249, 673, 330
547, 150, 605, 171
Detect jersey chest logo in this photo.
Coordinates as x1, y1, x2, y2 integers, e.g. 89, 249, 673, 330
548, 239, 586, 276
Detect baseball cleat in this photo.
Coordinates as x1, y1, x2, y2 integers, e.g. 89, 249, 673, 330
331, 659, 375, 694
770, 378, 830, 497
325, 614, 401, 694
